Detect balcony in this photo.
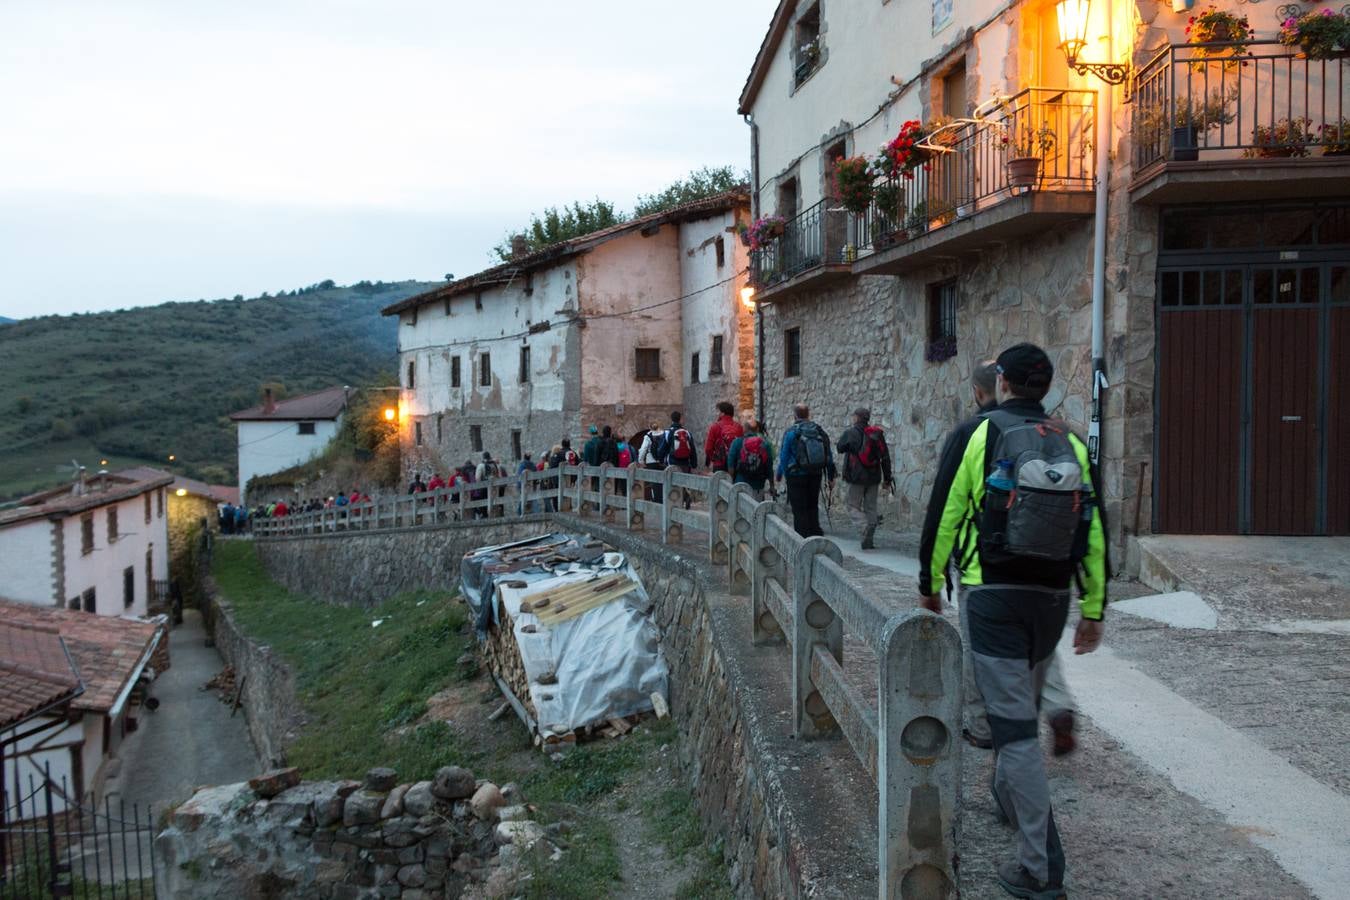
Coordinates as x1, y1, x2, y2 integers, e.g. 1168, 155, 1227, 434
852, 87, 1097, 276
749, 199, 853, 300
1132, 40, 1350, 203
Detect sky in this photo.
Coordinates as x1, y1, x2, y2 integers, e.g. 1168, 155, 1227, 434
0, 0, 779, 319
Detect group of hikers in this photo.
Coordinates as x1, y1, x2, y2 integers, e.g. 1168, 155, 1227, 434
221, 490, 376, 532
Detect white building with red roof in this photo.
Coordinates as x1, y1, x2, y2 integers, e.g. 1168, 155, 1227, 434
229, 386, 349, 503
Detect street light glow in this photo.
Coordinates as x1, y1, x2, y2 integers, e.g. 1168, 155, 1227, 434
384, 407, 397, 422
168, 454, 176, 461
1056, 0, 1090, 64
740, 285, 757, 310
175, 488, 187, 497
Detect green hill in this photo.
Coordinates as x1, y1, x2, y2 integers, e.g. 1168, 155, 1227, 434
0, 280, 436, 499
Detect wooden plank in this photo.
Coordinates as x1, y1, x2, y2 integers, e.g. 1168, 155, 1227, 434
533, 579, 638, 627
606, 716, 633, 735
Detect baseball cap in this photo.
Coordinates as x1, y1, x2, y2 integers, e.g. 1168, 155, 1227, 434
996, 343, 1054, 388
853, 407, 871, 421
588, 425, 598, 434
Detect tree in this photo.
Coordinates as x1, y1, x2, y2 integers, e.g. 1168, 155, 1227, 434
632, 165, 748, 218
492, 199, 622, 262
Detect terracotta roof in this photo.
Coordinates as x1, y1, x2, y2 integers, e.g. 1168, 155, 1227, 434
208, 485, 240, 505
229, 386, 349, 422
0, 620, 83, 730
170, 476, 236, 505
0, 467, 174, 529
381, 190, 750, 317
738, 0, 796, 115
0, 600, 162, 714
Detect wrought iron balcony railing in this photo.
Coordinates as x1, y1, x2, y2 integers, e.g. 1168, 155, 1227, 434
750, 200, 838, 288
1133, 39, 1350, 171
854, 87, 1096, 259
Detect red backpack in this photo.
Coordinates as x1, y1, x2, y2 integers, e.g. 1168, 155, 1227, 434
738, 436, 770, 480
857, 426, 889, 469
670, 428, 694, 462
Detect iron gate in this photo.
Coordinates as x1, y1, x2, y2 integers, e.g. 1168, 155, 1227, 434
0, 768, 156, 899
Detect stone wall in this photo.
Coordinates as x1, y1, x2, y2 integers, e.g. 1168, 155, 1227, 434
206, 579, 305, 768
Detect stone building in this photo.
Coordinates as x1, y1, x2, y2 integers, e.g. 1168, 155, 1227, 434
382, 192, 754, 475
740, 0, 1350, 568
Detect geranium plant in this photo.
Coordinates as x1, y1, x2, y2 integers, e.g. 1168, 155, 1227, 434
1186, 7, 1253, 66
872, 120, 930, 180
1244, 116, 1314, 158
833, 156, 875, 214
1279, 9, 1350, 60
746, 216, 787, 250
1320, 116, 1350, 155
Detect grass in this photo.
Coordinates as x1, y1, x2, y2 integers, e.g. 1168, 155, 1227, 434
0, 438, 152, 501
210, 540, 477, 780
643, 787, 735, 900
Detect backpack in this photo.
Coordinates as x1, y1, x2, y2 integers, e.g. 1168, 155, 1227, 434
738, 436, 770, 481
565, 449, 580, 466
791, 422, 829, 473
857, 426, 888, 469
977, 409, 1091, 564
648, 430, 670, 463
669, 428, 694, 462
617, 443, 632, 468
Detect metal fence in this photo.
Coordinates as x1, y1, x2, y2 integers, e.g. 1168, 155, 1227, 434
1133, 39, 1350, 170
1, 768, 155, 899
749, 199, 846, 287
254, 464, 963, 899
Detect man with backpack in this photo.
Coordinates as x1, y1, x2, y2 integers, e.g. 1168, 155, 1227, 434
704, 401, 744, 472
727, 418, 774, 499
656, 411, 697, 509
918, 343, 1108, 900
775, 404, 836, 537
836, 407, 894, 550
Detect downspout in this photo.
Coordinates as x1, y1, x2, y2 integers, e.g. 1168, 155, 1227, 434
746, 113, 768, 428
1087, 37, 1113, 468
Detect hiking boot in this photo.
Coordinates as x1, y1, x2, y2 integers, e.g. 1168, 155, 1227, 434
861, 524, 877, 550
962, 727, 993, 750
1049, 710, 1077, 757
997, 861, 1065, 899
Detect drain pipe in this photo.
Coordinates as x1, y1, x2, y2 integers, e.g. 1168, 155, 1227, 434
745, 113, 767, 428
1087, 47, 1113, 468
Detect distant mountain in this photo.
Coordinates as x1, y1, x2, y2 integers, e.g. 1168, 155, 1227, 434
0, 316, 15, 325
0, 280, 436, 498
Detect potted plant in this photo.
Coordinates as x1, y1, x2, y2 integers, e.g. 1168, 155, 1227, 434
928, 200, 957, 228
925, 335, 958, 363
1279, 8, 1350, 60
1186, 7, 1253, 68
833, 156, 875, 214
905, 201, 929, 236
1320, 117, 1350, 155
746, 216, 787, 250
874, 120, 930, 179
1244, 117, 1314, 157
1148, 87, 1237, 160
1002, 120, 1056, 187
872, 180, 904, 246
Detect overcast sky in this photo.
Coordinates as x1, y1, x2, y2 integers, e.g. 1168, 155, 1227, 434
0, 0, 778, 319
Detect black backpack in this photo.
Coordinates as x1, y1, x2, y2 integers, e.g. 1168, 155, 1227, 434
977, 409, 1093, 564
791, 422, 829, 473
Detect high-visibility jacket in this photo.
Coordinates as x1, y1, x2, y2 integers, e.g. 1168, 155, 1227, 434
917, 399, 1110, 620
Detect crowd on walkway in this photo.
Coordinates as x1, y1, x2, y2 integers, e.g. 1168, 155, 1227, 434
219, 490, 377, 533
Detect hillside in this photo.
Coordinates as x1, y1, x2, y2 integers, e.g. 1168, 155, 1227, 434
0, 280, 436, 499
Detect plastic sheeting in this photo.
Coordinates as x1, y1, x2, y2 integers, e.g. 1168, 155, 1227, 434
460, 533, 669, 735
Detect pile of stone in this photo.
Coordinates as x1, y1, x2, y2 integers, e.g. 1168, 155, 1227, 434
154, 763, 559, 899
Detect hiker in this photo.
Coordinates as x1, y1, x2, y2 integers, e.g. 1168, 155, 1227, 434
613, 433, 631, 498
637, 422, 665, 503
918, 343, 1108, 900
727, 418, 774, 500
775, 404, 835, 537
836, 407, 894, 550
704, 401, 744, 472
663, 411, 698, 509
582, 425, 604, 506
597, 425, 621, 505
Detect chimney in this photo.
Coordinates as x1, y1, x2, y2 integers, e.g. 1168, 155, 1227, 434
263, 388, 277, 415
97, 469, 110, 492
510, 234, 528, 259
73, 466, 87, 496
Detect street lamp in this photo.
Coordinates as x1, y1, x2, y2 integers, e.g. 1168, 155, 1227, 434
384, 407, 397, 422
1056, 0, 1129, 84
739, 285, 757, 311
175, 488, 187, 497
168, 454, 176, 462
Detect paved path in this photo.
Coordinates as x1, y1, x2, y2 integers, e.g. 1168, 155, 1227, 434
830, 537, 1349, 898
104, 609, 260, 813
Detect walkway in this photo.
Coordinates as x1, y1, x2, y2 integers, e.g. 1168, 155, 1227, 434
828, 529, 1350, 899
104, 609, 261, 813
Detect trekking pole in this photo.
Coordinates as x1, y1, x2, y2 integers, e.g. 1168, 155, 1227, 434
821, 480, 833, 530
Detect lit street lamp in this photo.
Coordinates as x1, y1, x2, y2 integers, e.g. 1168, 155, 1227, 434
1056, 0, 1129, 84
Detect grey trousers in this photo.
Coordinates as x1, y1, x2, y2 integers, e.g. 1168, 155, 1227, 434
967, 585, 1070, 886
845, 481, 880, 530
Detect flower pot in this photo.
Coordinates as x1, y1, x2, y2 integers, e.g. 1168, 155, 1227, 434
1171, 125, 1200, 161
1007, 156, 1042, 188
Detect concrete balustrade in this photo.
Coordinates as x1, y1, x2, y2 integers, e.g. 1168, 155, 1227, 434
253, 463, 962, 899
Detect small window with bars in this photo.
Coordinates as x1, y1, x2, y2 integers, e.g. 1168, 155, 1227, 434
470, 425, 483, 452
451, 356, 462, 388
691, 352, 701, 384
519, 345, 531, 383
709, 335, 724, 376
635, 348, 662, 381
480, 352, 492, 387
784, 328, 802, 377
927, 280, 958, 362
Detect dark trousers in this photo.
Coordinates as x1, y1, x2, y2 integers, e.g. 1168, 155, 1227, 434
785, 472, 823, 537
644, 463, 664, 503
967, 585, 1071, 886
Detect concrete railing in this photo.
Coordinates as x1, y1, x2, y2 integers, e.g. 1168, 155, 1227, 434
253, 464, 962, 899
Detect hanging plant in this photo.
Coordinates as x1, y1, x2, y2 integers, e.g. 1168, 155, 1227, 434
1320, 116, 1350, 155
1186, 7, 1254, 67
832, 156, 875, 214
1243, 117, 1314, 158
925, 335, 958, 363
746, 216, 787, 250
1279, 8, 1350, 60
872, 120, 930, 180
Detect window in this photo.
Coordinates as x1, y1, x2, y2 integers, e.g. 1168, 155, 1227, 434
157, 488, 164, 518
777, 177, 799, 220
635, 348, 662, 381
436, 413, 444, 443
928, 280, 959, 358
409, 306, 418, 326
470, 424, 483, 452
784, 328, 802, 377
107, 506, 119, 543
823, 141, 846, 200
123, 566, 134, 609
710, 335, 724, 376
451, 356, 462, 388
144, 493, 152, 525
524, 273, 534, 296
145, 547, 153, 601
511, 429, 523, 461
81, 587, 96, 614
81, 514, 94, 554
444, 296, 453, 317
691, 352, 701, 384
297, 421, 316, 435
474, 291, 483, 311
715, 236, 725, 268
479, 352, 492, 386
519, 345, 531, 383
415, 420, 423, 446
793, 2, 822, 86
941, 61, 968, 118
406, 360, 416, 390
68, 596, 80, 610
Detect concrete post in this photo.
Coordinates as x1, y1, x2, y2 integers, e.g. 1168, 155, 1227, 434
750, 504, 785, 643
625, 463, 640, 529
792, 537, 843, 738
708, 471, 731, 564
877, 610, 962, 900
660, 467, 676, 544
727, 484, 754, 595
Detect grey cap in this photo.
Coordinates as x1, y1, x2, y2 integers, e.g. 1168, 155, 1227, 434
854, 407, 871, 421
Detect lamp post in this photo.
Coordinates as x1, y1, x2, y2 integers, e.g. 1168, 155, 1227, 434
1056, 0, 1129, 84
